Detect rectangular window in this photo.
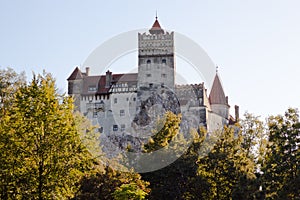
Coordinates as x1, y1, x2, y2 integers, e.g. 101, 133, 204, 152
88, 85, 97, 92
120, 109, 125, 116
114, 98, 117, 104
121, 124, 125, 131
146, 74, 151, 77
113, 125, 118, 131
93, 112, 98, 118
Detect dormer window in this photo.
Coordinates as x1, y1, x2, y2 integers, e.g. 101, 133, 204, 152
88, 86, 97, 92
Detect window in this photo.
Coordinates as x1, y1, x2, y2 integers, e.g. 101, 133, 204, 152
147, 59, 151, 64
161, 74, 167, 78
126, 97, 129, 101
149, 83, 153, 88
114, 98, 117, 104
93, 112, 98, 118
121, 124, 125, 131
113, 125, 118, 131
146, 74, 151, 77
162, 59, 166, 64
133, 97, 136, 101
88, 85, 97, 92
120, 109, 125, 116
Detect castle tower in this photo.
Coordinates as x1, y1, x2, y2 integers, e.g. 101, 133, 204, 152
134, 17, 178, 126
209, 72, 230, 119
67, 67, 84, 111
137, 17, 175, 91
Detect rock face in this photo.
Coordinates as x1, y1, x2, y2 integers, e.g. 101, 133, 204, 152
134, 85, 180, 127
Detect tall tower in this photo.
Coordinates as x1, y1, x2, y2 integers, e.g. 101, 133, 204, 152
137, 17, 175, 91
134, 17, 178, 126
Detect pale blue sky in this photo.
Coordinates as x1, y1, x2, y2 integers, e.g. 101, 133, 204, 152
1, 0, 300, 119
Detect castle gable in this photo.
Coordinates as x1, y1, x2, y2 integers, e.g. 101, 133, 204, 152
67, 67, 83, 80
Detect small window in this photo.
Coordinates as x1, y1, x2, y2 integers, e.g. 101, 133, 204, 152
121, 124, 125, 131
114, 98, 117, 104
120, 109, 125, 116
88, 86, 97, 92
113, 125, 118, 131
146, 74, 151, 77
162, 59, 166, 64
133, 97, 136, 101
149, 83, 153, 88
161, 74, 167, 78
93, 112, 98, 118
147, 59, 151, 64
126, 97, 129, 101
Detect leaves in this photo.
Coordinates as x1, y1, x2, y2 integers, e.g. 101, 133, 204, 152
0, 72, 93, 199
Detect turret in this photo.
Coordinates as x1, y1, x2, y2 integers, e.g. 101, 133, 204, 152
209, 72, 230, 119
67, 67, 84, 111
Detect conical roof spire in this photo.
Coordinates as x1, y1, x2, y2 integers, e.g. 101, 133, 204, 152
149, 14, 164, 34
209, 72, 227, 105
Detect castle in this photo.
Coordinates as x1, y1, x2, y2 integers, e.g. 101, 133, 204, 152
67, 18, 238, 150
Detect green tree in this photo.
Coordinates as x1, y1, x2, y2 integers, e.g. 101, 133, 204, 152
74, 166, 150, 200
241, 113, 267, 173
143, 111, 182, 153
141, 112, 204, 199
113, 182, 148, 200
262, 108, 300, 199
0, 73, 93, 199
197, 126, 256, 200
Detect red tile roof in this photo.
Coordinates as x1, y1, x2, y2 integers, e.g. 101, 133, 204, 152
80, 72, 138, 95
152, 19, 161, 29
149, 19, 164, 34
209, 73, 227, 105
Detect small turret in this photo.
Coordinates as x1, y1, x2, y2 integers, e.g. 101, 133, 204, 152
209, 71, 230, 119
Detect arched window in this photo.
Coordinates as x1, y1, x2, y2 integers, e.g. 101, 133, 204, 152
147, 59, 151, 64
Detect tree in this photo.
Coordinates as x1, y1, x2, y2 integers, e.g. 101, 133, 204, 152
196, 126, 256, 200
262, 108, 300, 199
113, 182, 148, 200
0, 73, 93, 199
241, 113, 266, 164
0, 67, 25, 113
74, 166, 150, 200
141, 112, 204, 199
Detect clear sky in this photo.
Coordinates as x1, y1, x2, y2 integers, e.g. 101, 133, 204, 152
1, 0, 300, 119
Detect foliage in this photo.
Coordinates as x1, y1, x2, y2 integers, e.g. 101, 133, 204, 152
0, 73, 93, 199
113, 182, 148, 200
143, 111, 182, 152
241, 112, 267, 171
262, 108, 300, 199
74, 166, 150, 200
196, 126, 257, 200
142, 113, 204, 199
0, 67, 26, 113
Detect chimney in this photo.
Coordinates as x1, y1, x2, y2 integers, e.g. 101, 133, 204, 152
105, 70, 112, 88
85, 67, 90, 76
235, 105, 239, 122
